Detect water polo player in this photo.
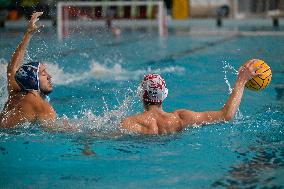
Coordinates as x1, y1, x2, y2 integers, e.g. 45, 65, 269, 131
121, 60, 262, 134
0, 12, 56, 128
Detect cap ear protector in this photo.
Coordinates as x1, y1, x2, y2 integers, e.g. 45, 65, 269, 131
161, 87, 168, 101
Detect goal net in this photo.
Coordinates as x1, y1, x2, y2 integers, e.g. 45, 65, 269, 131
233, 0, 284, 19
57, 1, 168, 40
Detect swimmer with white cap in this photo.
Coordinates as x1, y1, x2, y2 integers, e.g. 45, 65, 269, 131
121, 62, 262, 134
0, 12, 74, 131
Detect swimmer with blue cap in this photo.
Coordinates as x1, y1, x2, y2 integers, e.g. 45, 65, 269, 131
0, 12, 57, 129
121, 61, 262, 134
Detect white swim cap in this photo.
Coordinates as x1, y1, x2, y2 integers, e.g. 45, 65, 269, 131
138, 74, 168, 103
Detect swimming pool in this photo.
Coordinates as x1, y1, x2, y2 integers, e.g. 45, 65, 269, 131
0, 25, 284, 188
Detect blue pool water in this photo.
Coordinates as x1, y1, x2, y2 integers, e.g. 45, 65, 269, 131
0, 26, 284, 188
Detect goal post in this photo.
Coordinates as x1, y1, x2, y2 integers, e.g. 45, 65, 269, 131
57, 1, 168, 40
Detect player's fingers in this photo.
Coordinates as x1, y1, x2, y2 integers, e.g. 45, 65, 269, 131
254, 65, 263, 72
31, 12, 36, 19
247, 59, 258, 67
31, 12, 43, 21
252, 71, 263, 77
31, 18, 38, 25
253, 66, 263, 76
34, 12, 43, 18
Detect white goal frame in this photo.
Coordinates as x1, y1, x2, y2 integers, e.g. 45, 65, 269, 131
57, 1, 167, 40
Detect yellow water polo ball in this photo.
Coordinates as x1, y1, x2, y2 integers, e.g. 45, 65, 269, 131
245, 59, 272, 91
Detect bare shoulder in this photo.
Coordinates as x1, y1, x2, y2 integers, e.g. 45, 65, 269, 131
173, 109, 194, 118
21, 93, 43, 109
121, 114, 139, 128
23, 92, 39, 102
24, 93, 56, 120
120, 113, 153, 134
14, 93, 45, 116
0, 94, 37, 128
24, 93, 47, 106
173, 109, 196, 126
121, 115, 137, 131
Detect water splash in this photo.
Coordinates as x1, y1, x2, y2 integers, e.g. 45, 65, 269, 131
60, 89, 138, 137
46, 62, 90, 85
222, 60, 238, 94
47, 59, 185, 85
0, 90, 138, 140
78, 93, 137, 136
222, 60, 244, 121
0, 59, 8, 110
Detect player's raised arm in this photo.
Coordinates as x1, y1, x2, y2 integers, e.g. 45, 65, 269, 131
7, 12, 43, 94
175, 59, 262, 127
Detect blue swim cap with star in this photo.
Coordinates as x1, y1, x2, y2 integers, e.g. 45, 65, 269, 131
15, 61, 40, 91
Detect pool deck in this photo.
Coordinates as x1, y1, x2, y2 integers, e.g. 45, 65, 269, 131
2, 18, 284, 37
3, 18, 284, 28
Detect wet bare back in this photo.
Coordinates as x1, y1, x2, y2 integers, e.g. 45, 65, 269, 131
122, 109, 184, 134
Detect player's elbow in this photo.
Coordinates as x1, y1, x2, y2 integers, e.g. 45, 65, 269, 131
224, 114, 233, 121
221, 110, 234, 121
224, 113, 235, 121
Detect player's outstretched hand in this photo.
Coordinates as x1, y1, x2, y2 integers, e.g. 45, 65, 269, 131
238, 59, 263, 84
27, 12, 44, 34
